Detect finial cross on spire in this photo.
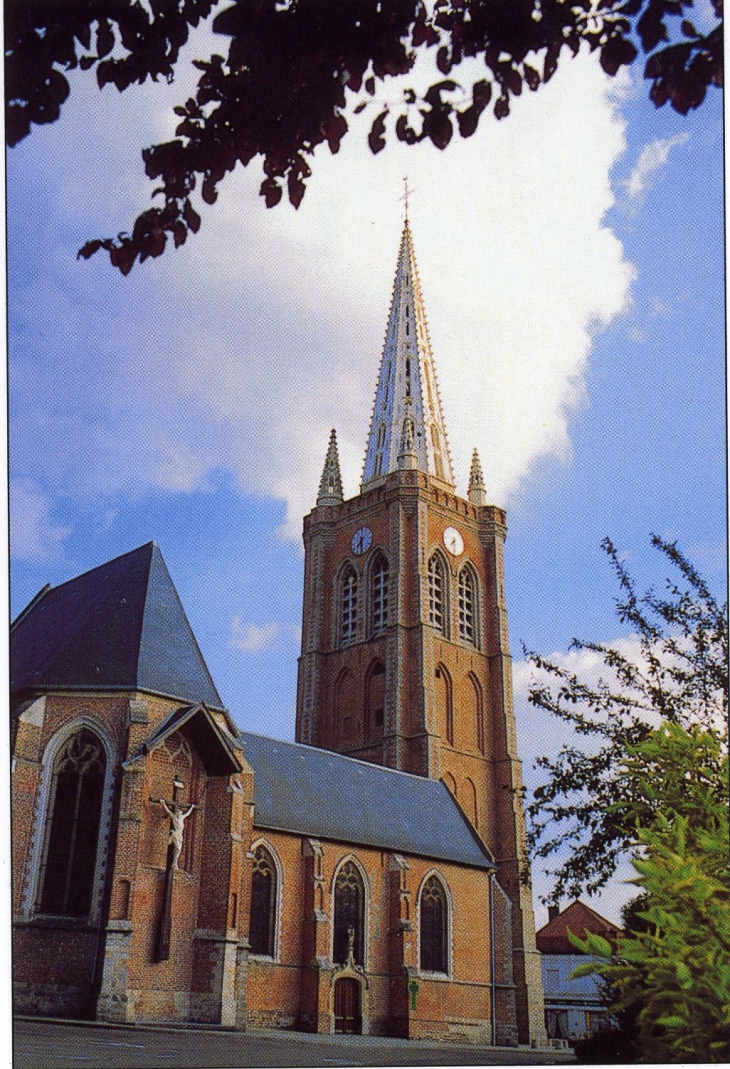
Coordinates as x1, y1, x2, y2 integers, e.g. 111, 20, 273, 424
400, 176, 416, 221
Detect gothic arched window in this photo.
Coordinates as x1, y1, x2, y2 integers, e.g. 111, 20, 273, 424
428, 554, 446, 634
435, 664, 454, 746
341, 566, 358, 643
371, 554, 389, 635
420, 875, 449, 974
365, 660, 386, 736
458, 566, 478, 646
38, 728, 106, 917
333, 861, 365, 966
249, 845, 277, 957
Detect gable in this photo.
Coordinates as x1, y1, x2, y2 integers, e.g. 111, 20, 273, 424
536, 900, 622, 954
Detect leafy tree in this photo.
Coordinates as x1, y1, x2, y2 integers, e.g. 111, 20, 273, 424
569, 721, 730, 1062
6, 0, 722, 273
525, 534, 727, 901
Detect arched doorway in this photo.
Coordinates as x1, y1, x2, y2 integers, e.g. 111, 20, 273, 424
334, 976, 362, 1034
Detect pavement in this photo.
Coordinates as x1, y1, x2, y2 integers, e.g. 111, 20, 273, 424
13, 1017, 576, 1069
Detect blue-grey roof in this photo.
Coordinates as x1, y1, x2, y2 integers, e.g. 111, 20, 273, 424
238, 732, 494, 869
11, 542, 224, 710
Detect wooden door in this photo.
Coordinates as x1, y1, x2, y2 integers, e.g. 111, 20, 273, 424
334, 977, 361, 1034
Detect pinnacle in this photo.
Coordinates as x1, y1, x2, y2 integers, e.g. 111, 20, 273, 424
468, 448, 487, 506
361, 220, 455, 490
317, 429, 344, 506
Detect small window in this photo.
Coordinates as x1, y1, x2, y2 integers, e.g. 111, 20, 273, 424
249, 845, 277, 956
458, 567, 477, 645
38, 729, 106, 917
420, 875, 448, 974
333, 862, 365, 966
428, 555, 445, 634
371, 555, 389, 634
341, 567, 358, 643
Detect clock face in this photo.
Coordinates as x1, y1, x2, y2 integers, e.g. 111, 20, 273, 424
351, 526, 373, 555
443, 526, 464, 556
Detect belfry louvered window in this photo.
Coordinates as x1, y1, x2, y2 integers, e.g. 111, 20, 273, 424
428, 554, 445, 633
458, 567, 477, 645
249, 845, 277, 956
341, 567, 358, 643
39, 729, 106, 917
420, 875, 448, 974
371, 554, 389, 634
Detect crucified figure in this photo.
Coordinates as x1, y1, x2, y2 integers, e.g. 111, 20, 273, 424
156, 795, 196, 869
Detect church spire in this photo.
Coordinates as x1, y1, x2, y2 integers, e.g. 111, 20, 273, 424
468, 448, 487, 505
361, 220, 454, 490
317, 429, 344, 505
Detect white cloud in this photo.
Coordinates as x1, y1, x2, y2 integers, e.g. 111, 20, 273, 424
10, 479, 71, 563
10, 46, 635, 540
228, 619, 300, 653
623, 133, 689, 206
228, 619, 279, 654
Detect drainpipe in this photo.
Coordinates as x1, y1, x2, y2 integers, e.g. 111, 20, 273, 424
489, 872, 497, 1047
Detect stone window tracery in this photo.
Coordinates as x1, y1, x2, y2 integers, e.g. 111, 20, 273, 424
38, 728, 106, 917
333, 861, 365, 966
420, 874, 449, 974
249, 845, 277, 957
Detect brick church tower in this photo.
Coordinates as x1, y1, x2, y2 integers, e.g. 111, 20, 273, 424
296, 218, 545, 1045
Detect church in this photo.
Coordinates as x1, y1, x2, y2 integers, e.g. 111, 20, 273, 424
10, 221, 547, 1046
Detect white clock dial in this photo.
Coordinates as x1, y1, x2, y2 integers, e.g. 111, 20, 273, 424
351, 526, 373, 555
443, 526, 464, 556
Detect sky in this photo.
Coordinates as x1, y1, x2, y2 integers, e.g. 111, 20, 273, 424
7, 25, 725, 926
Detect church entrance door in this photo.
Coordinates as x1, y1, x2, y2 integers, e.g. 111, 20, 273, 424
334, 977, 361, 1034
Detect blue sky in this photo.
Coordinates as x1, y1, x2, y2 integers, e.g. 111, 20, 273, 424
8, 34, 725, 925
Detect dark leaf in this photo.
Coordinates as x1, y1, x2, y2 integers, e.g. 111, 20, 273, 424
368, 110, 388, 154
494, 95, 510, 119
201, 176, 218, 204
365, 76, 376, 95
96, 20, 114, 59
183, 200, 201, 232
524, 64, 540, 91
437, 46, 452, 74
77, 239, 103, 260
600, 34, 638, 76
456, 103, 481, 138
261, 178, 282, 208
287, 170, 305, 209
423, 107, 452, 149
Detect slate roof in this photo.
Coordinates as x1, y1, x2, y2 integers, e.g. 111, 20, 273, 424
536, 900, 623, 955
11, 542, 224, 710
238, 731, 494, 869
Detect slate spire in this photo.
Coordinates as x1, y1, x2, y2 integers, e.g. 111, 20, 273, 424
317, 428, 344, 505
361, 220, 454, 489
468, 448, 487, 505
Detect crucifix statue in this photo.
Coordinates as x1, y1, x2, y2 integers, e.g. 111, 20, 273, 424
151, 779, 196, 961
